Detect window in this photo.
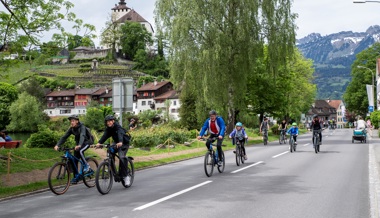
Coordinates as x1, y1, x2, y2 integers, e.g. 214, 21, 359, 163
148, 101, 152, 105
173, 101, 177, 106
64, 97, 71, 100
152, 92, 155, 97
171, 108, 176, 113
49, 111, 52, 114
142, 101, 146, 106
57, 97, 62, 100
109, 97, 112, 102
47, 97, 54, 101
59, 110, 71, 114
83, 110, 86, 113
100, 98, 104, 102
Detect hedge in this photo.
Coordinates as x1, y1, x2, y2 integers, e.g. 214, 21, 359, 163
130, 127, 193, 148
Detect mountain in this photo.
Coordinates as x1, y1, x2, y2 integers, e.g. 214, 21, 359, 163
296, 25, 380, 99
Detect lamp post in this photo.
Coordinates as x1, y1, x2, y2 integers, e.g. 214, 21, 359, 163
357, 65, 376, 111
353, 0, 380, 3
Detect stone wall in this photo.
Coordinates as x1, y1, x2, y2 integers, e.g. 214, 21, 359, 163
73, 49, 110, 60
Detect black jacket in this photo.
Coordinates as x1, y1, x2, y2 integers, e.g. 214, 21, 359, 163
57, 122, 90, 146
98, 122, 130, 146
311, 120, 322, 130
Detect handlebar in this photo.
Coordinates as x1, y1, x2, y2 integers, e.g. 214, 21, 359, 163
58, 147, 74, 152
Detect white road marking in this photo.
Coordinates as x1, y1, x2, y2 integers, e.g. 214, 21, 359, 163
369, 143, 380, 218
303, 143, 310, 147
272, 151, 289, 158
133, 181, 213, 211
231, 161, 264, 174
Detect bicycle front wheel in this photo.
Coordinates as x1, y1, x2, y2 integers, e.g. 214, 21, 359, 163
48, 162, 70, 195
83, 157, 99, 188
235, 145, 241, 166
204, 152, 214, 177
240, 146, 245, 164
314, 136, 319, 154
121, 158, 134, 188
95, 161, 113, 195
217, 151, 225, 173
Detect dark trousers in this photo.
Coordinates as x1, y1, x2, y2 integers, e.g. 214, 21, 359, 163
206, 134, 223, 160
312, 130, 322, 143
73, 144, 90, 175
112, 145, 129, 178
238, 139, 246, 155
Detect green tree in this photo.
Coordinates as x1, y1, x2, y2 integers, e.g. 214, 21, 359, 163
100, 14, 122, 62
18, 76, 46, 105
120, 21, 153, 60
7, 92, 46, 132
0, 82, 18, 129
156, 0, 297, 131
344, 43, 380, 116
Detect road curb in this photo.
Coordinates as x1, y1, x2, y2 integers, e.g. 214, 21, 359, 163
369, 143, 380, 218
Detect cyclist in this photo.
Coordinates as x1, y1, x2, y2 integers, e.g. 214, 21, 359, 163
54, 115, 93, 184
278, 119, 288, 139
129, 118, 137, 131
197, 110, 226, 166
229, 122, 248, 160
260, 116, 270, 138
96, 115, 131, 184
287, 122, 299, 145
310, 115, 323, 145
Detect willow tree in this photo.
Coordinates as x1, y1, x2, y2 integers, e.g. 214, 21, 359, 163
156, 0, 260, 131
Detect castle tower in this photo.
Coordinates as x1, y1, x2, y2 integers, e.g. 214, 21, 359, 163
111, 0, 131, 21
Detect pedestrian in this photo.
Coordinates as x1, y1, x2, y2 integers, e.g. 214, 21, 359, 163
1, 130, 12, 141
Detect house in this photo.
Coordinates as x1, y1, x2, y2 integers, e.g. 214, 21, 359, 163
99, 90, 113, 107
45, 90, 75, 116
154, 90, 180, 120
327, 100, 346, 128
305, 100, 337, 127
74, 88, 100, 114
71, 46, 110, 60
135, 80, 173, 113
111, 0, 154, 35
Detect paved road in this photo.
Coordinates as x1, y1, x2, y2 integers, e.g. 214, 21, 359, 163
0, 129, 374, 218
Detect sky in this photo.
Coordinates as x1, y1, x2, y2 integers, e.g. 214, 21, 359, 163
3, 0, 380, 45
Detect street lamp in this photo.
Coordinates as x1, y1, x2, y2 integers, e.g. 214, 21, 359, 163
357, 65, 376, 111
353, 0, 380, 3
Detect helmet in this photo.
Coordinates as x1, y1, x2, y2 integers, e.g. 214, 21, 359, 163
292, 122, 297, 126
209, 110, 217, 116
236, 122, 243, 127
68, 115, 79, 120
313, 114, 319, 118
130, 118, 135, 122
105, 115, 115, 121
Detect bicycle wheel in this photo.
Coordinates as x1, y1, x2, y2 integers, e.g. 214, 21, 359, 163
204, 152, 214, 177
95, 161, 113, 195
121, 158, 134, 188
48, 162, 70, 195
217, 151, 225, 173
289, 138, 293, 153
235, 145, 241, 166
317, 144, 320, 152
314, 136, 319, 154
240, 147, 245, 164
83, 157, 98, 188
279, 134, 282, 144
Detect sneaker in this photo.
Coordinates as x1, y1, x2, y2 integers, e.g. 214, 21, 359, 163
85, 168, 94, 176
244, 155, 247, 160
123, 176, 131, 186
295, 142, 297, 145
217, 161, 223, 166
83, 165, 91, 174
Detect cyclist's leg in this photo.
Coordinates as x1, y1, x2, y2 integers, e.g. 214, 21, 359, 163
294, 135, 297, 144
206, 134, 217, 150
216, 137, 224, 160
319, 132, 322, 143
77, 144, 90, 168
118, 145, 129, 178
240, 140, 246, 155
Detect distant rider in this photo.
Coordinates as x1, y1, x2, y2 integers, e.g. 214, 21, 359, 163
310, 115, 323, 145
229, 122, 248, 160
287, 123, 299, 145
197, 110, 226, 166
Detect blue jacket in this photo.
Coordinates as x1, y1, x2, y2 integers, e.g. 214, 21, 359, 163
199, 116, 226, 137
287, 127, 299, 135
229, 128, 248, 139
5, 135, 12, 142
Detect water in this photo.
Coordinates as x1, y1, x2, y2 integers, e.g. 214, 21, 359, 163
7, 132, 32, 147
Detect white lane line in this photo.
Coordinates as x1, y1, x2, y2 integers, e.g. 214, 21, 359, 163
303, 143, 310, 147
231, 161, 264, 174
133, 181, 212, 211
272, 151, 289, 158
369, 143, 380, 218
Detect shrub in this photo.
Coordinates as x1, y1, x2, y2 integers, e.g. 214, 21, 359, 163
131, 127, 193, 148
271, 124, 280, 135
370, 110, 380, 129
25, 125, 74, 148
79, 63, 92, 68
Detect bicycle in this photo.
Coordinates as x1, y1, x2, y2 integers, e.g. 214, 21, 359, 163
95, 144, 134, 195
288, 134, 297, 153
48, 147, 98, 195
203, 137, 225, 177
233, 137, 246, 166
279, 129, 287, 144
262, 129, 268, 145
313, 129, 322, 153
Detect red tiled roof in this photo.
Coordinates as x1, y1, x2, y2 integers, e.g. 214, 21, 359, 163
46, 90, 75, 97
116, 9, 148, 23
154, 90, 178, 100
327, 100, 342, 109
136, 81, 171, 91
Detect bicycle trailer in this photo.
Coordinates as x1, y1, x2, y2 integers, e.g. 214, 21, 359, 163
352, 129, 367, 143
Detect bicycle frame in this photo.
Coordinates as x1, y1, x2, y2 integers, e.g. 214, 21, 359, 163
103, 145, 123, 181
313, 130, 321, 145
62, 149, 85, 177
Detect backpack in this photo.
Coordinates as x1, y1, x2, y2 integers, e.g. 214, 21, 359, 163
85, 127, 95, 145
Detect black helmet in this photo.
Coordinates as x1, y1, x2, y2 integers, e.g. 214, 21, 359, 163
105, 115, 115, 121
209, 110, 217, 115
68, 115, 79, 120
